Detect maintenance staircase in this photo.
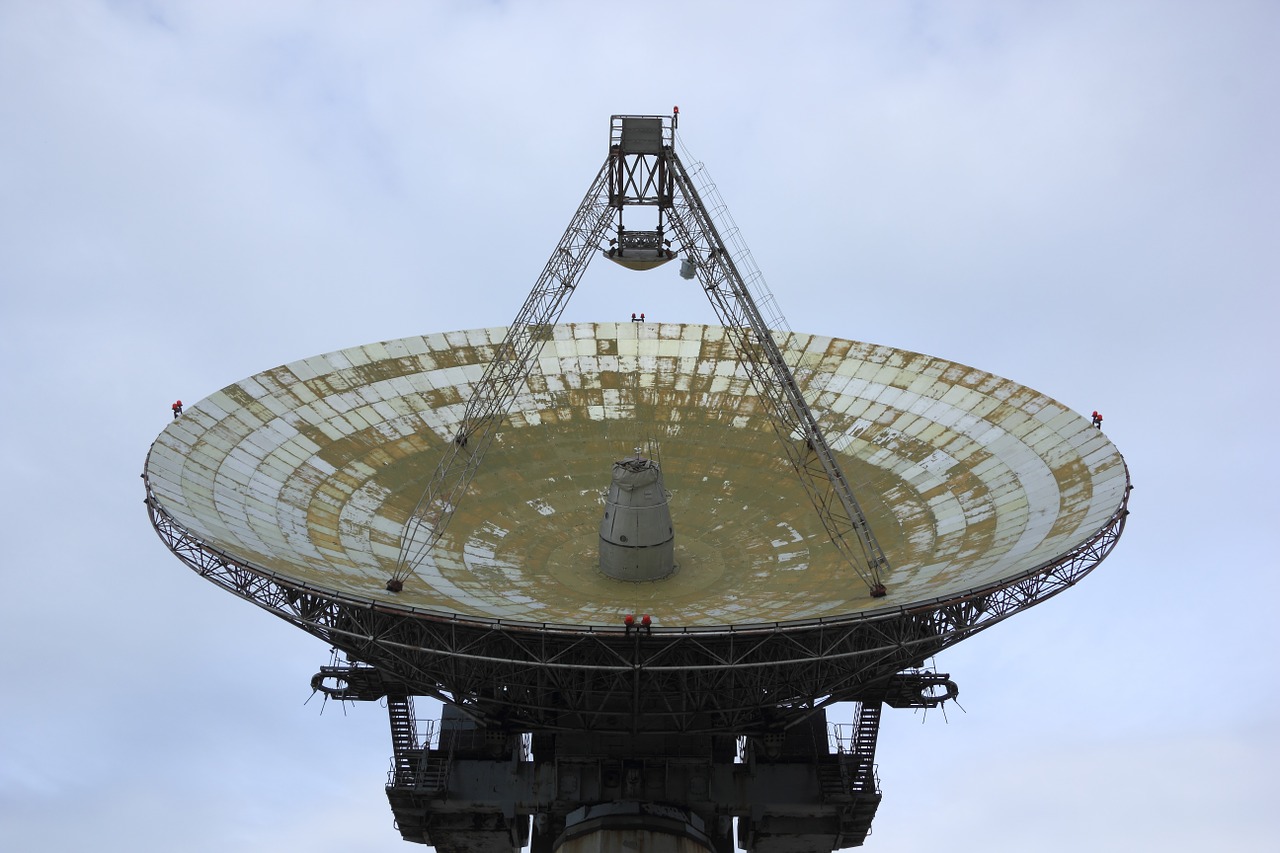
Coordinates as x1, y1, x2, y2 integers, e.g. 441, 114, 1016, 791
387, 695, 450, 794
823, 701, 884, 848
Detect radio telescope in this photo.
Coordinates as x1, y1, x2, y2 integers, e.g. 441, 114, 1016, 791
144, 114, 1130, 853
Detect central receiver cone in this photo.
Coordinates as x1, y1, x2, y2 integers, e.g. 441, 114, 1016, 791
598, 451, 675, 581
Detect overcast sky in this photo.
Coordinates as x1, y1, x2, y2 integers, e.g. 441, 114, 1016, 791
2, 1, 1277, 851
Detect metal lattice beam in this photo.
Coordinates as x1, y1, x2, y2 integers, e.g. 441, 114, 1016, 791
663, 146, 890, 597
391, 159, 616, 587
145, 471, 1129, 736
393, 114, 892, 601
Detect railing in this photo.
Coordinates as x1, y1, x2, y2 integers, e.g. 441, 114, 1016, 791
829, 704, 882, 795
385, 717, 532, 789
610, 114, 675, 150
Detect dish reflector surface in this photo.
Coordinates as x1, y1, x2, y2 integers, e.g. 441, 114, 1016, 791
145, 323, 1127, 627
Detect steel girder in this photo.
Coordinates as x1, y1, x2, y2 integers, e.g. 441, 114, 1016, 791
664, 144, 890, 596
396, 114, 891, 602
392, 160, 616, 588
144, 471, 1129, 736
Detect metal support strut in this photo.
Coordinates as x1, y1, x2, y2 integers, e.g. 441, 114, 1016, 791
390, 160, 615, 588
662, 134, 889, 595
391, 112, 888, 597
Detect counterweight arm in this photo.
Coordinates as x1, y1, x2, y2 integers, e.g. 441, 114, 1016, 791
390, 160, 616, 588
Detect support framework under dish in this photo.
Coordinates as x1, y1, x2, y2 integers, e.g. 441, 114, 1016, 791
393, 114, 889, 597
146, 472, 1129, 851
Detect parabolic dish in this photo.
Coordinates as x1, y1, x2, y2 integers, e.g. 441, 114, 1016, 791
145, 322, 1128, 629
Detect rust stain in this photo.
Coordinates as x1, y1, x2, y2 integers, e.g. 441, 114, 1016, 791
148, 322, 1129, 626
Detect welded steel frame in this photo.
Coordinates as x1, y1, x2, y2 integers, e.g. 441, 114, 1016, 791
663, 145, 890, 595
607, 115, 674, 209
144, 467, 1130, 736
394, 114, 890, 599
392, 160, 616, 585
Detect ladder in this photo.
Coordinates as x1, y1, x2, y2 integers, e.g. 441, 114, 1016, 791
390, 112, 888, 597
